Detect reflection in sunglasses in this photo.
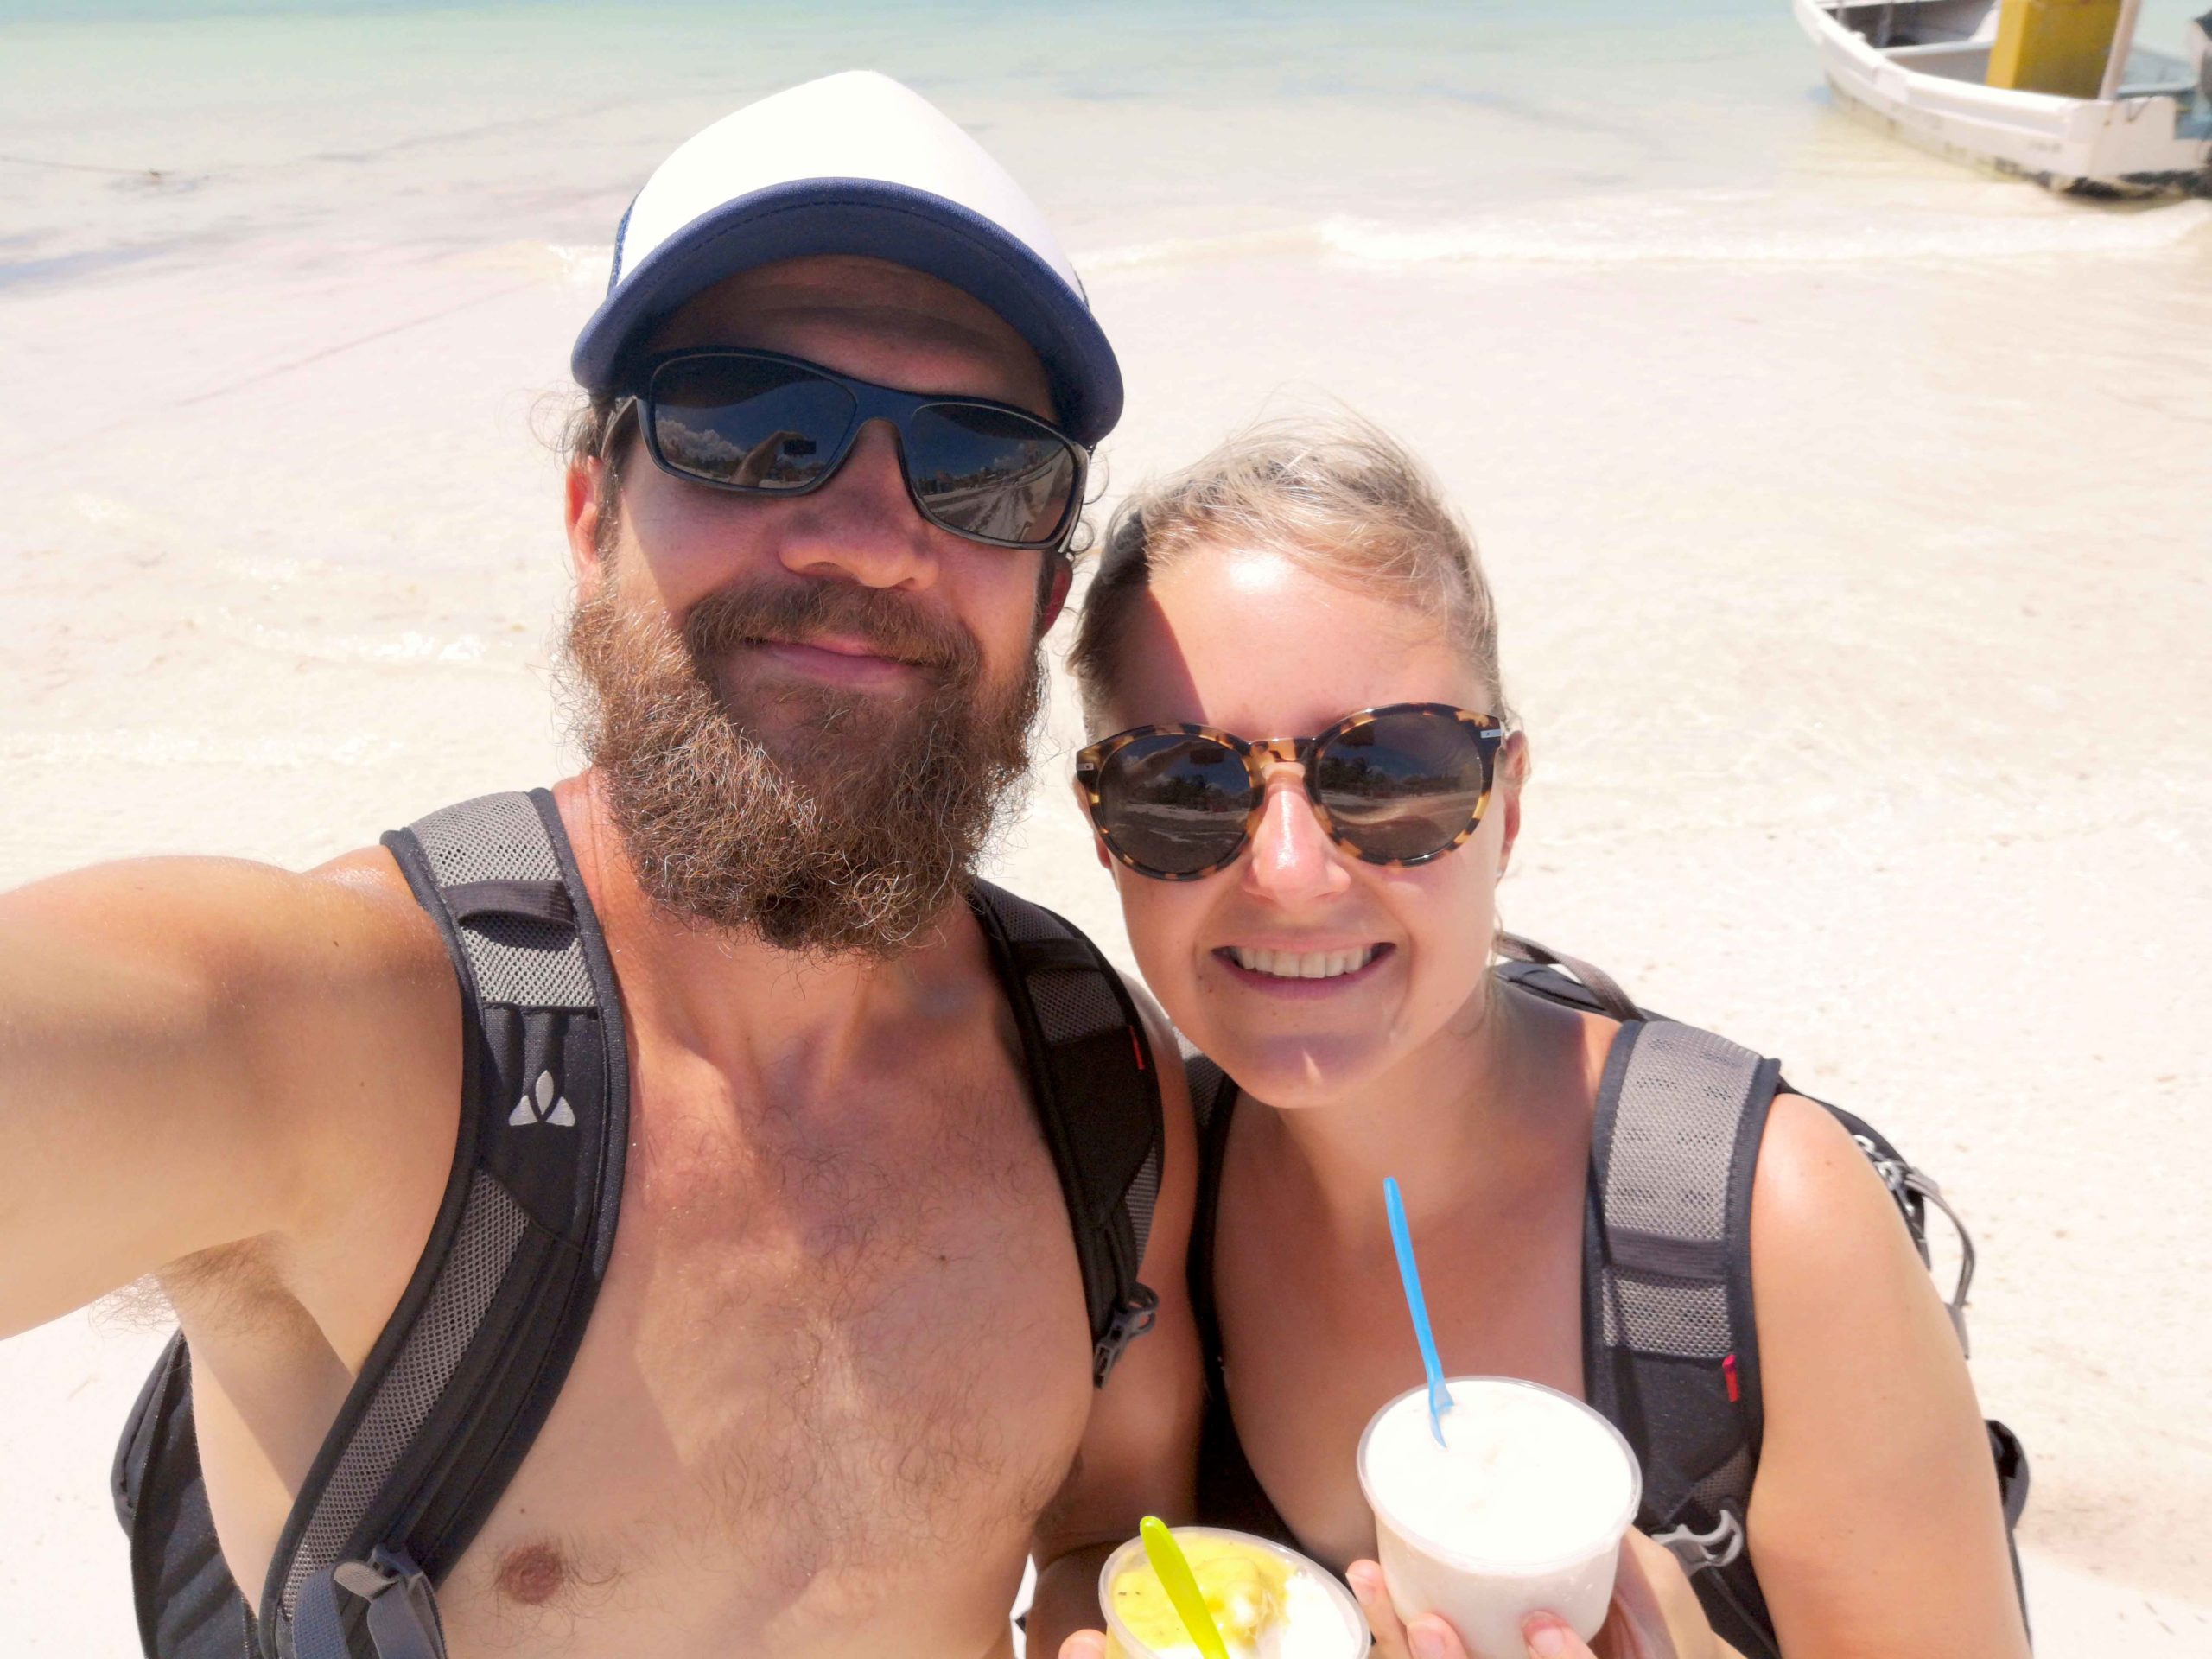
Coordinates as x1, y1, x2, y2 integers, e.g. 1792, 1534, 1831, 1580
633, 348, 1086, 550
1080, 706, 1505, 878
657, 420, 823, 490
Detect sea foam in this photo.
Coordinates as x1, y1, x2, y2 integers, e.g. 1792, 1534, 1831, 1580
1320, 191, 2212, 265
1078, 191, 2212, 274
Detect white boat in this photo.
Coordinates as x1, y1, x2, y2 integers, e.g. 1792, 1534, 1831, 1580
1794, 0, 2212, 194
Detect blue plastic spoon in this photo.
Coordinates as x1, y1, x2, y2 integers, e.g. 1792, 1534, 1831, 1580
1384, 1175, 1454, 1446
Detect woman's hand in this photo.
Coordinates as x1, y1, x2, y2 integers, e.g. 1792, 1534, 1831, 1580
1056, 1633, 1107, 1659
1348, 1531, 1721, 1659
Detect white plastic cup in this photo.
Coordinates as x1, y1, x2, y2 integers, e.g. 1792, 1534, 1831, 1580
1096, 1525, 1368, 1659
1356, 1377, 1642, 1659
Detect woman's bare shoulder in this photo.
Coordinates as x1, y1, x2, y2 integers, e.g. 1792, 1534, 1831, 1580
1744, 1093, 2031, 1655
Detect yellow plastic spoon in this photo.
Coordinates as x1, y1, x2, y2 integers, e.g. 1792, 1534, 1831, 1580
1139, 1516, 1230, 1659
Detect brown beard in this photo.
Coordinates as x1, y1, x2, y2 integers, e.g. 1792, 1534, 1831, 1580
562, 569, 1044, 959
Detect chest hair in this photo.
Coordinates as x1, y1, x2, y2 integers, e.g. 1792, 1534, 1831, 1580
493, 1052, 1092, 1624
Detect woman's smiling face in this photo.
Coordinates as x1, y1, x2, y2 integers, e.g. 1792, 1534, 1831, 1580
1088, 541, 1522, 1106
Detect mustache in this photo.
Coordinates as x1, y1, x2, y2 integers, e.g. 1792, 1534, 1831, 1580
560, 563, 1043, 957
682, 579, 981, 682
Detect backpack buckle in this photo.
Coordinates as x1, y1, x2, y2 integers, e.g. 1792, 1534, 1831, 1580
1853, 1138, 1910, 1198
1092, 1285, 1160, 1384
330, 1548, 448, 1659
1651, 1508, 1745, 1577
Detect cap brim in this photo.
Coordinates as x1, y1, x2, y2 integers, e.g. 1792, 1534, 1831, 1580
570, 178, 1122, 447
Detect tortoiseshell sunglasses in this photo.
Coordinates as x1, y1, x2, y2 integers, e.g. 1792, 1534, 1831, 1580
1075, 703, 1510, 880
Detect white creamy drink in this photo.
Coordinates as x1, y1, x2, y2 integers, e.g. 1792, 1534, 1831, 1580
1097, 1527, 1368, 1659
1357, 1377, 1641, 1659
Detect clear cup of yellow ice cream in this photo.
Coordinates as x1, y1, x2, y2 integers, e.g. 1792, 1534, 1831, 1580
1097, 1525, 1368, 1659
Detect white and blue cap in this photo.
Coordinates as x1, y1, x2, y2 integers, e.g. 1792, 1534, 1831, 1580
571, 71, 1122, 446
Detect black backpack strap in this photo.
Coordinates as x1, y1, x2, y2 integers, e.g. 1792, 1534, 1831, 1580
1179, 1034, 1231, 1136
114, 1332, 257, 1658
1184, 1047, 1235, 1371
259, 790, 630, 1659
969, 879, 1164, 1385
1584, 1012, 1783, 1658
1497, 933, 1642, 1022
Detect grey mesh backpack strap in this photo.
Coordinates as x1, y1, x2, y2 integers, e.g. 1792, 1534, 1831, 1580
1500, 934, 1786, 1649
969, 880, 1164, 1383
1581, 1013, 1783, 1656
265, 790, 631, 1658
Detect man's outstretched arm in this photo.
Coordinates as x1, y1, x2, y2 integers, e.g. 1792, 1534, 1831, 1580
0, 852, 454, 1338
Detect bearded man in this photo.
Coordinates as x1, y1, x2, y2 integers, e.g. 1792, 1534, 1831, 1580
0, 73, 1198, 1659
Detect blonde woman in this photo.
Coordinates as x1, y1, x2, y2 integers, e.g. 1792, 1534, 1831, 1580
1056, 419, 2028, 1659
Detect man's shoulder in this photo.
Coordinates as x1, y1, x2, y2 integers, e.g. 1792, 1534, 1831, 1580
226, 837, 454, 985
308, 839, 439, 935
6, 836, 445, 985
178, 842, 460, 1096
0, 838, 467, 1303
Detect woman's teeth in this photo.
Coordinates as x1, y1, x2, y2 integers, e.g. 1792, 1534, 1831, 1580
1230, 945, 1378, 980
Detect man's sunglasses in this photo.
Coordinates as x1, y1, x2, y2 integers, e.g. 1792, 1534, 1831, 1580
614, 348, 1087, 551
1076, 703, 1510, 880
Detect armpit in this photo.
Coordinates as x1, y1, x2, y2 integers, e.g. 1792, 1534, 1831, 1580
156, 1234, 300, 1339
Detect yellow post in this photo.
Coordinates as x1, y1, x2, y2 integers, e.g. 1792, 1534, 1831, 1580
1986, 0, 2126, 97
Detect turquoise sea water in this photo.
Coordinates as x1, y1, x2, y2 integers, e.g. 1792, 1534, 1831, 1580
6, 0, 2202, 296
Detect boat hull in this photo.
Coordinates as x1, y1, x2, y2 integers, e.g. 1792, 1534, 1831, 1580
1794, 0, 2210, 195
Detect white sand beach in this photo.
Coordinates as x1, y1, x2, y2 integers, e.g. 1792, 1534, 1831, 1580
3, 3, 2209, 1654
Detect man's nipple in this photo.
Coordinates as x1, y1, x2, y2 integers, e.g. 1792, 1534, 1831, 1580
493, 1541, 571, 1606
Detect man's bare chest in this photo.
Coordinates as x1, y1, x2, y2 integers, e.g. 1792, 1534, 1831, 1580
435, 1047, 1096, 1649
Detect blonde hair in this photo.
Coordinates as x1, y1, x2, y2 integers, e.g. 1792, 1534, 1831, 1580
1067, 413, 1513, 732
